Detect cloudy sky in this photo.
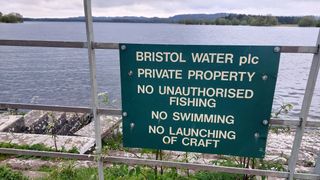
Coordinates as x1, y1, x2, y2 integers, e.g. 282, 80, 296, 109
1, 0, 320, 18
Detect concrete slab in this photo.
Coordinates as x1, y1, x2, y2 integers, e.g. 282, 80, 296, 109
68, 113, 91, 135
24, 110, 48, 134
47, 112, 67, 134
74, 115, 121, 138
0, 132, 95, 154
56, 113, 90, 135
0, 114, 24, 132
24, 111, 68, 134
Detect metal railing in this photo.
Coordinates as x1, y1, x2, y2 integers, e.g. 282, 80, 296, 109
1, 102, 320, 127
0, 0, 319, 179
0, 39, 317, 53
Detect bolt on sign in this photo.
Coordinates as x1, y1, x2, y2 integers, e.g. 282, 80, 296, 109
119, 44, 280, 158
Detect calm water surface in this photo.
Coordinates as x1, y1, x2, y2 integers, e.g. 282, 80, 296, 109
0, 22, 319, 120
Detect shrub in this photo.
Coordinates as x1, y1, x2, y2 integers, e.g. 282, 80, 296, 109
298, 16, 316, 27
0, 166, 28, 180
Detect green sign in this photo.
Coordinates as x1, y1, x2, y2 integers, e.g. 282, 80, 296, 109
119, 44, 280, 158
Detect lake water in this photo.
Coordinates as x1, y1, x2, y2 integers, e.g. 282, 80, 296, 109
0, 22, 319, 121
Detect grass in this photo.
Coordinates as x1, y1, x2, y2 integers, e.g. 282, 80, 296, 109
0, 166, 29, 180
0, 142, 79, 153
102, 133, 123, 151
34, 158, 286, 180
99, 132, 286, 179
39, 162, 97, 180
38, 163, 236, 180
0, 155, 286, 180
0, 142, 79, 160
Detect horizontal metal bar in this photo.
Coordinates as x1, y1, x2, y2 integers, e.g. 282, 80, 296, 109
0, 40, 318, 53
0, 148, 93, 160
0, 102, 122, 116
294, 173, 320, 180
270, 118, 320, 127
94, 42, 119, 49
280, 46, 319, 54
0, 40, 119, 50
1, 102, 319, 127
0, 40, 88, 48
98, 108, 122, 116
0, 148, 318, 179
270, 118, 300, 126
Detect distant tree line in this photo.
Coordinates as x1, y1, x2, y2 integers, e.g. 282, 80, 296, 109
297, 16, 320, 27
0, 12, 23, 23
177, 14, 320, 27
20, 13, 320, 27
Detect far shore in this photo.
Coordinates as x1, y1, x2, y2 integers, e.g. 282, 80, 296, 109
13, 20, 319, 28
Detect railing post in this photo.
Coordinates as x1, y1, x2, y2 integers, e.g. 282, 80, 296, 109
288, 29, 320, 180
315, 155, 320, 175
83, 0, 104, 179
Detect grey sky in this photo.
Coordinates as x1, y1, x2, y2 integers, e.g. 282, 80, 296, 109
1, 0, 320, 18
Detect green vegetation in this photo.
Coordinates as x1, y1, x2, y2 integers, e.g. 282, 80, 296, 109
270, 103, 293, 134
0, 159, 285, 180
39, 163, 183, 180
0, 142, 78, 153
35, 158, 285, 180
102, 132, 123, 151
272, 103, 293, 118
0, 137, 286, 180
178, 14, 278, 26
100, 132, 285, 180
8, 10, 319, 27
0, 166, 28, 180
39, 162, 95, 180
178, 14, 320, 27
0, 12, 23, 23
0, 160, 287, 180
298, 16, 320, 27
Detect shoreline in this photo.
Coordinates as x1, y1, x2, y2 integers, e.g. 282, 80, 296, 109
18, 20, 319, 28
